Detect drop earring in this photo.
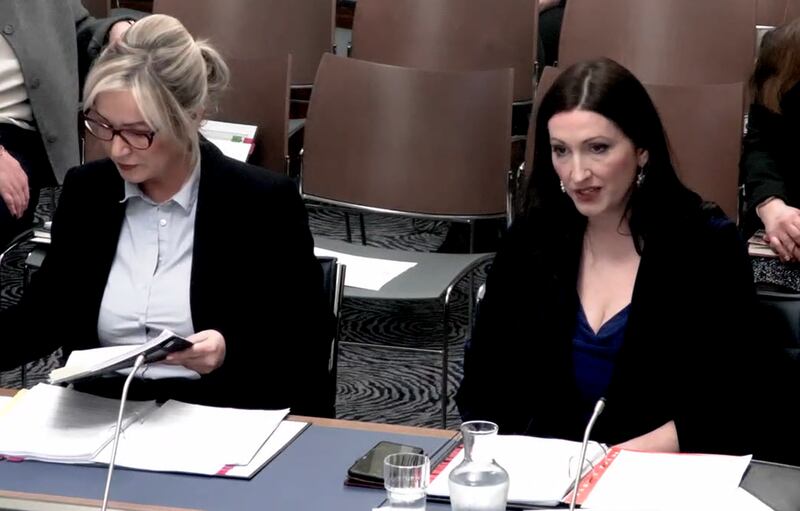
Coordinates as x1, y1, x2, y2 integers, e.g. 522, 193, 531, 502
636, 167, 645, 187
560, 180, 566, 193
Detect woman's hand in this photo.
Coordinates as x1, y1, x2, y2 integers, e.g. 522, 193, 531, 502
616, 420, 679, 453
107, 20, 134, 45
539, 0, 561, 12
0, 147, 28, 219
758, 198, 800, 262
165, 329, 226, 374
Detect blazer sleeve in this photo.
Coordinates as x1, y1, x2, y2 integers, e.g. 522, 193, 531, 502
456, 219, 540, 433
198, 175, 335, 416
669, 215, 792, 458
0, 169, 86, 370
741, 104, 788, 219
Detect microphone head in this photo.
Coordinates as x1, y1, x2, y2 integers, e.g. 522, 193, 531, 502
594, 398, 606, 416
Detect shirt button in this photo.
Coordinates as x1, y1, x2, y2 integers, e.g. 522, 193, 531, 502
30, 78, 40, 90
3, 24, 14, 35
159, 219, 167, 227
46, 134, 57, 144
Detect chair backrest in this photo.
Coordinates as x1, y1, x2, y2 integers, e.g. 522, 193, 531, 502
786, 0, 800, 20
83, 0, 110, 18
302, 54, 513, 219
558, 0, 757, 84
645, 81, 745, 219
351, 0, 537, 102
316, 256, 345, 398
152, 0, 334, 86
210, 55, 291, 173
758, 0, 788, 25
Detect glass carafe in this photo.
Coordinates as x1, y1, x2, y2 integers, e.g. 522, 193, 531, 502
448, 420, 510, 511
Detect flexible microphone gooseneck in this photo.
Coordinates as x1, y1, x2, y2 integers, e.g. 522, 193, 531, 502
569, 398, 606, 511
101, 354, 145, 511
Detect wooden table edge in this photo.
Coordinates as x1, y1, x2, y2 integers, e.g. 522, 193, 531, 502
0, 489, 200, 511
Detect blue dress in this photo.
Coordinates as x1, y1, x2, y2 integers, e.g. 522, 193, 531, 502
572, 302, 630, 422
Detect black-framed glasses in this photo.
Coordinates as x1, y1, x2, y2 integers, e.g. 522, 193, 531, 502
84, 115, 156, 150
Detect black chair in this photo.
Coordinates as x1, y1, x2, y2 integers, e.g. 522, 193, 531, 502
757, 287, 800, 360
316, 256, 346, 412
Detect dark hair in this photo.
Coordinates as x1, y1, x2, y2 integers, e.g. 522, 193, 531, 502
751, 19, 800, 114
525, 58, 699, 253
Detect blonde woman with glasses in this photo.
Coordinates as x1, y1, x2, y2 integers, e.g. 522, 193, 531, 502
0, 15, 335, 416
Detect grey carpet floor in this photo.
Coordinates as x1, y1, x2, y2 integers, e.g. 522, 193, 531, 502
0, 191, 490, 429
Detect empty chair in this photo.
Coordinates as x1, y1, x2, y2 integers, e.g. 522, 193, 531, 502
645, 82, 746, 219
153, 0, 334, 87
301, 54, 513, 426
558, 0, 757, 84
351, 0, 537, 102
211, 55, 292, 173
758, 0, 788, 25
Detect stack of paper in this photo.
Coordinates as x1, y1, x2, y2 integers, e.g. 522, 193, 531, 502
200, 120, 257, 162
748, 230, 778, 258
0, 384, 304, 478
427, 435, 606, 506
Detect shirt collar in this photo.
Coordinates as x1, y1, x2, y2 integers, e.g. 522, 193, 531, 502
121, 156, 201, 212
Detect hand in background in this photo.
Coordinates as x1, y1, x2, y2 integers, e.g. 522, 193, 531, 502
758, 198, 800, 262
0, 147, 29, 219
539, 0, 561, 12
616, 420, 680, 453
107, 20, 134, 45
165, 329, 227, 374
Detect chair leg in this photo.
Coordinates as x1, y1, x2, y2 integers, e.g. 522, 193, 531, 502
441, 287, 454, 429
359, 214, 367, 246
344, 213, 353, 243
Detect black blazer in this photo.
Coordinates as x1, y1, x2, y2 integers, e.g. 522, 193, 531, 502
740, 84, 800, 236
456, 203, 798, 462
1, 141, 334, 416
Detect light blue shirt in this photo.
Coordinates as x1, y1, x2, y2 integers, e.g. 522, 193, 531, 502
97, 158, 201, 347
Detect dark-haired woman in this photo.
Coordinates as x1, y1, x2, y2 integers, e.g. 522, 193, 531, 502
457, 58, 794, 462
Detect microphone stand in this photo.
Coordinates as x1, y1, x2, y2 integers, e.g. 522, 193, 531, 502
101, 354, 145, 511
569, 398, 606, 511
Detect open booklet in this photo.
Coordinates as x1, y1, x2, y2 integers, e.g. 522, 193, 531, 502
427, 434, 608, 507
48, 329, 193, 385
200, 120, 257, 162
0, 384, 306, 479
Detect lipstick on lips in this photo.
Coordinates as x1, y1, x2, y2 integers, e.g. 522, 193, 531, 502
573, 186, 601, 202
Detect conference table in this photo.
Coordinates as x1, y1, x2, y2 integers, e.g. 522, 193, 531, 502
0, 388, 799, 511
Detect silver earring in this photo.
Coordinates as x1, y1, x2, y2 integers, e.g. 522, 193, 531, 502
636, 167, 645, 187
559, 180, 566, 193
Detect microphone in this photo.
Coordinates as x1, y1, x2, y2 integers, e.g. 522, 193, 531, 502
101, 354, 145, 511
569, 398, 606, 511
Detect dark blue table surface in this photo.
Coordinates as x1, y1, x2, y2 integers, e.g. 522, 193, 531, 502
0, 423, 450, 511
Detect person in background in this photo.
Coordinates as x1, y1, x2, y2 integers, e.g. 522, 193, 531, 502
457, 58, 797, 464
538, 0, 566, 67
740, 18, 800, 292
0, 15, 335, 416
0, 1, 135, 249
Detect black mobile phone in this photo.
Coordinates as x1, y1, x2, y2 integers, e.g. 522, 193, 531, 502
347, 441, 424, 483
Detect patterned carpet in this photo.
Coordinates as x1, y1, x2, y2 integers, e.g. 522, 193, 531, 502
0, 191, 493, 429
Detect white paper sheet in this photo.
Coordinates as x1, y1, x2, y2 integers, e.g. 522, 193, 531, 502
94, 402, 288, 474
428, 435, 606, 505
222, 420, 307, 478
0, 396, 14, 413
0, 384, 155, 462
58, 345, 200, 381
207, 138, 253, 162
313, 247, 417, 291
581, 450, 753, 510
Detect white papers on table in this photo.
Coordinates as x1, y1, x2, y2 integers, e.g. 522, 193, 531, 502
0, 384, 296, 478
61, 345, 200, 381
200, 120, 257, 163
94, 401, 289, 475
0, 395, 15, 413
208, 138, 252, 162
427, 435, 606, 505
580, 450, 753, 510
0, 384, 155, 463
313, 247, 417, 291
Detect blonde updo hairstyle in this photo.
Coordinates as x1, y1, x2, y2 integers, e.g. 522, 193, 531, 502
83, 14, 230, 165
